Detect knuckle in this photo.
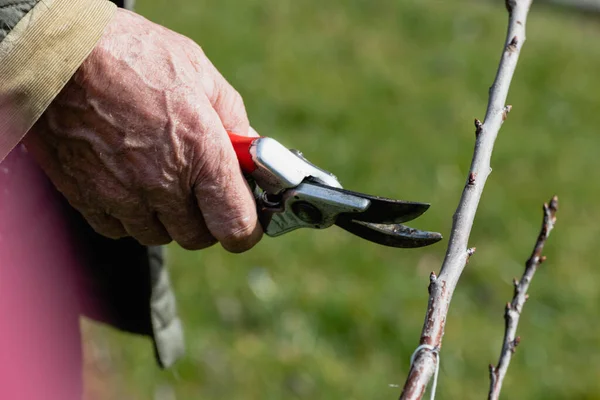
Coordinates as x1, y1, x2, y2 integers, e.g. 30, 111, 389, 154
178, 236, 218, 251
227, 90, 249, 132
136, 233, 172, 247
193, 150, 234, 197
211, 79, 249, 134
172, 223, 217, 251
82, 211, 127, 239
122, 219, 172, 246
220, 217, 262, 253
230, 89, 245, 109
93, 224, 127, 240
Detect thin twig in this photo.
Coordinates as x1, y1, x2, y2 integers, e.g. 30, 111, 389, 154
488, 196, 558, 400
399, 1, 534, 399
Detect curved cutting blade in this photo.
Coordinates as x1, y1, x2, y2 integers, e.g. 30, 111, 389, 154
335, 217, 443, 248
308, 183, 431, 224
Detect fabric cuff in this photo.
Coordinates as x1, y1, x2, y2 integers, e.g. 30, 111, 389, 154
0, 0, 116, 162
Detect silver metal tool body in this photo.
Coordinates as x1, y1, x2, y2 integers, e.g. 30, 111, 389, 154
241, 137, 442, 248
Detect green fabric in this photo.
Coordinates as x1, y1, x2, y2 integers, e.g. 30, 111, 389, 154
148, 246, 185, 367
68, 204, 184, 368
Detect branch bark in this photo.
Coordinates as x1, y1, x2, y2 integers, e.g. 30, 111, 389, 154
399, 1, 534, 399
488, 196, 558, 400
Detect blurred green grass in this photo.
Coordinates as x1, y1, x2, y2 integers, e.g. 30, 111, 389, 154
89, 1, 600, 399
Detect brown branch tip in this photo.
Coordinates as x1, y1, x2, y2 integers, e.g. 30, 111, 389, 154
488, 196, 559, 400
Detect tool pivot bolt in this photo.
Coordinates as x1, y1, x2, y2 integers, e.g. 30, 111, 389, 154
292, 201, 323, 225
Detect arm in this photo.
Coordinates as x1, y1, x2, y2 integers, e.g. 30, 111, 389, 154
1, 1, 263, 252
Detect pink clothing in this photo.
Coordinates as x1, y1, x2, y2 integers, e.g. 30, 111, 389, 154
0, 145, 83, 399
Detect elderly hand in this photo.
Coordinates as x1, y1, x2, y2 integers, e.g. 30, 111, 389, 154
24, 9, 262, 252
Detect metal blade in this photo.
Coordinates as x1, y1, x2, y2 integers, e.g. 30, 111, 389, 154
335, 217, 443, 248
308, 182, 431, 224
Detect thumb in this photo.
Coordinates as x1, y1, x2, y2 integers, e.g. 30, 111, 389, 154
247, 126, 260, 138
205, 66, 251, 137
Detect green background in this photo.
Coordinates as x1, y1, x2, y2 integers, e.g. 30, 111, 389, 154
85, 1, 600, 399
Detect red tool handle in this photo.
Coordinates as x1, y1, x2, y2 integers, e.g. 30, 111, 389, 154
228, 132, 259, 174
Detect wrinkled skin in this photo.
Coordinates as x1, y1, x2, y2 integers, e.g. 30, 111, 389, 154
25, 9, 262, 252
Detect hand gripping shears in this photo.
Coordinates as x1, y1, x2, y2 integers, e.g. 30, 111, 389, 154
229, 132, 442, 248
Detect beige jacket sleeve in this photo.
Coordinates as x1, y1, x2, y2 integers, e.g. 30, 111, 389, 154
0, 0, 116, 163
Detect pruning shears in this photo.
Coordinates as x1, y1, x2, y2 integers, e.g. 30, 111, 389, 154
228, 131, 442, 248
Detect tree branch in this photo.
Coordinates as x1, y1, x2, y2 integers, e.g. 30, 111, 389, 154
487, 196, 558, 400
399, 1, 534, 399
